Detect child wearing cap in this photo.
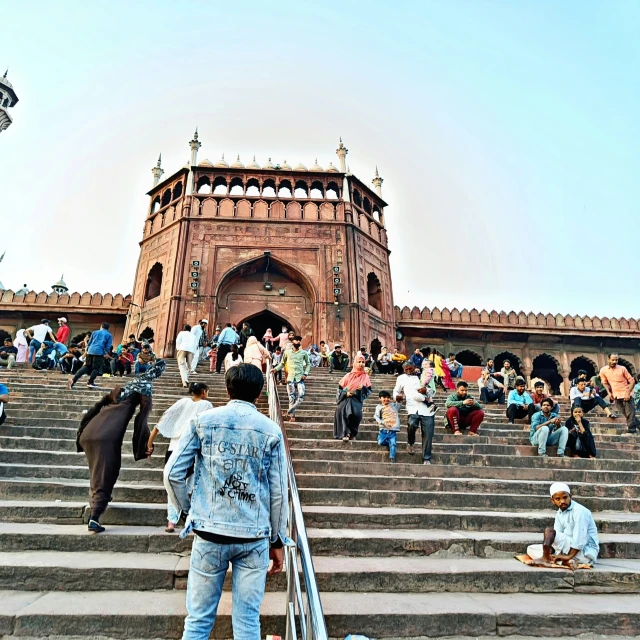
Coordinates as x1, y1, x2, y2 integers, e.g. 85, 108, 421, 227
374, 390, 401, 462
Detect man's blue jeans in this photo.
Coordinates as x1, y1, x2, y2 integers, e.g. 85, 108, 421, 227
135, 363, 149, 375
377, 429, 398, 460
530, 425, 569, 456
286, 379, 306, 415
182, 535, 270, 640
28, 339, 41, 362
449, 364, 463, 378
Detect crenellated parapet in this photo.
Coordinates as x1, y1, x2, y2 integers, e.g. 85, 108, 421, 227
0, 289, 131, 314
395, 305, 640, 336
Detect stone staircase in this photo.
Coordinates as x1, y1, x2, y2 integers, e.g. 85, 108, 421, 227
0, 362, 638, 638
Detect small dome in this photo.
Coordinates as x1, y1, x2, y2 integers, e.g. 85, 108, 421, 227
309, 159, 323, 172
294, 162, 308, 171
326, 162, 339, 173
280, 160, 292, 170
263, 157, 275, 170
214, 154, 229, 168
198, 158, 214, 167
247, 155, 261, 170
231, 155, 245, 169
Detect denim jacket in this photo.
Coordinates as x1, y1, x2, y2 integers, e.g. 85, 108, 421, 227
164, 399, 288, 543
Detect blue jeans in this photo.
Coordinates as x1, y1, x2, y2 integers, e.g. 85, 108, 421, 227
377, 430, 398, 460
135, 362, 149, 375
531, 425, 569, 456
286, 379, 306, 415
449, 365, 463, 378
28, 340, 41, 362
183, 536, 270, 640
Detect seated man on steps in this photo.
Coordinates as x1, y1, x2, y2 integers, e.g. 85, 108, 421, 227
506, 378, 533, 424
446, 353, 463, 379
529, 398, 568, 457
526, 482, 599, 567
329, 345, 349, 373
445, 380, 484, 437
478, 369, 505, 404
570, 380, 618, 419
530, 380, 559, 415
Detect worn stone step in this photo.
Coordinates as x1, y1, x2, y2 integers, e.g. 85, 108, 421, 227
0, 462, 163, 484
1, 590, 640, 638
0, 436, 169, 454
302, 505, 640, 534
0, 449, 166, 469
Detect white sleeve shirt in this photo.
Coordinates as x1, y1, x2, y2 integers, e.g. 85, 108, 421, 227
176, 331, 196, 353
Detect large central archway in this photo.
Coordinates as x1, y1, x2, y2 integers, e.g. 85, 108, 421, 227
238, 310, 295, 345
215, 255, 315, 345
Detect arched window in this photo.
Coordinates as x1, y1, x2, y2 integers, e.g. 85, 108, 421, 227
373, 205, 381, 223
161, 189, 172, 208
139, 326, 155, 342
456, 350, 483, 366
363, 197, 372, 214
229, 177, 244, 196
326, 182, 339, 199
532, 354, 563, 394
197, 176, 211, 194
294, 181, 309, 199
618, 357, 636, 376
213, 176, 228, 195
353, 189, 362, 207
367, 272, 383, 312
569, 356, 596, 381
278, 180, 293, 198
151, 197, 160, 214
246, 178, 260, 196
262, 179, 276, 197
144, 263, 163, 302
172, 182, 183, 199
494, 351, 522, 375
310, 181, 324, 199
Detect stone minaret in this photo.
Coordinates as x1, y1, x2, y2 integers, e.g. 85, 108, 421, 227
151, 154, 164, 187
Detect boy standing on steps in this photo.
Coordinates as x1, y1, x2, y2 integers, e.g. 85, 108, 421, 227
374, 390, 401, 462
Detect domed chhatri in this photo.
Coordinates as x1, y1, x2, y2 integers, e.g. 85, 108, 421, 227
198, 158, 214, 167
214, 154, 229, 168
280, 160, 292, 171
247, 155, 261, 169
309, 159, 323, 172
263, 157, 275, 170
231, 154, 245, 169
294, 162, 308, 171
325, 162, 339, 173
52, 275, 69, 295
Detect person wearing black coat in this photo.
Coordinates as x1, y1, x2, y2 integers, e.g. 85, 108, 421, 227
565, 406, 597, 458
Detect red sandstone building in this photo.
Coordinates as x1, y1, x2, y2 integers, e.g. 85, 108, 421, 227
1, 131, 639, 395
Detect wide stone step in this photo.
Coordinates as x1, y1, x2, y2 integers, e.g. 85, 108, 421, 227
302, 505, 640, 534
1, 590, 639, 638
298, 486, 639, 512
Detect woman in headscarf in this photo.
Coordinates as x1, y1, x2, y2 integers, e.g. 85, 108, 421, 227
13, 329, 28, 363
147, 381, 212, 532
565, 406, 597, 459
262, 328, 275, 353
76, 360, 166, 533
243, 335, 270, 370
333, 354, 372, 442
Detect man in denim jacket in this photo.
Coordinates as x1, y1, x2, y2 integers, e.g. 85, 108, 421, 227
165, 363, 288, 640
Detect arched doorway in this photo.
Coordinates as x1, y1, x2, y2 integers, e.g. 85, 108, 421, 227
237, 310, 294, 346
456, 349, 483, 366
216, 255, 316, 346
570, 356, 596, 381
494, 351, 522, 375
532, 354, 563, 394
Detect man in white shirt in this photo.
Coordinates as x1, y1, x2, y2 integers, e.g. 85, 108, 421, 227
570, 380, 616, 418
393, 362, 437, 465
176, 324, 197, 388
26, 319, 56, 363
189, 319, 209, 373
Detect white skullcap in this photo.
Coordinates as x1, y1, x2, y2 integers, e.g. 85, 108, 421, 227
549, 482, 571, 497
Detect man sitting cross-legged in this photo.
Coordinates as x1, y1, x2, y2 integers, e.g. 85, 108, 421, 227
526, 482, 599, 568
529, 398, 568, 457
506, 378, 533, 424
445, 380, 485, 437
570, 380, 618, 419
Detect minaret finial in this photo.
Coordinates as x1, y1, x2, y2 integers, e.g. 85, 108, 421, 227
151, 152, 165, 187
372, 166, 384, 196
336, 137, 348, 172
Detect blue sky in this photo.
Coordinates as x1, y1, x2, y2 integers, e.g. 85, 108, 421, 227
1, 1, 638, 317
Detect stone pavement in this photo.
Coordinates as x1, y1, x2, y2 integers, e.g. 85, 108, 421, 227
0, 362, 638, 638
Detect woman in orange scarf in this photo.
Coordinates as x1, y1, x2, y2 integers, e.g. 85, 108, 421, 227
333, 354, 373, 442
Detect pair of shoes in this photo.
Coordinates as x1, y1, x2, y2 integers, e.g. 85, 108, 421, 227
88, 519, 105, 533
342, 435, 350, 442
609, 412, 620, 419
87, 383, 99, 389
423, 460, 432, 465
407, 444, 415, 455
539, 453, 548, 457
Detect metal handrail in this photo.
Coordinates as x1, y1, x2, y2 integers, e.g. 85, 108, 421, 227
266, 362, 328, 640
